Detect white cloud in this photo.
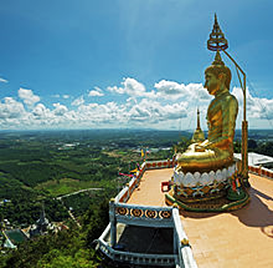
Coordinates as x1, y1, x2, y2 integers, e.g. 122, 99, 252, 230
0, 77, 8, 83
122, 78, 146, 96
0, 97, 26, 119
232, 87, 273, 121
154, 80, 187, 96
0, 78, 273, 130
107, 77, 210, 102
18, 88, 40, 108
89, 87, 104, 97
53, 103, 68, 116
89, 90, 104, 97
52, 94, 70, 99
32, 103, 51, 119
154, 80, 210, 101
107, 85, 124, 94
107, 77, 156, 98
72, 96, 84, 106
127, 99, 188, 123
76, 102, 123, 124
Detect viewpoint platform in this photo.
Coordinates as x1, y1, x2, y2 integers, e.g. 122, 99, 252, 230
95, 15, 273, 268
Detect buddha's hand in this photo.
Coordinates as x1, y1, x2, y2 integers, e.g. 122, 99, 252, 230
194, 145, 206, 152
198, 140, 213, 149
192, 140, 210, 152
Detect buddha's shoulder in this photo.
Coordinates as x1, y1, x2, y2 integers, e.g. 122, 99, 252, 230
208, 92, 238, 110
222, 93, 238, 105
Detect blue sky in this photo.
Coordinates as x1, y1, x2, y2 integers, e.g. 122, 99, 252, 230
0, 0, 273, 130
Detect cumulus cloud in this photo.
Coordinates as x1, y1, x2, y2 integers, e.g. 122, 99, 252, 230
122, 78, 146, 96
77, 102, 123, 124
0, 97, 26, 119
18, 88, 40, 108
154, 80, 186, 96
53, 103, 68, 116
154, 80, 210, 101
127, 99, 188, 123
89, 87, 104, 97
232, 87, 273, 120
106, 77, 211, 103
0, 77, 8, 83
72, 96, 85, 106
0, 96, 188, 129
0, 78, 272, 129
107, 77, 156, 98
32, 103, 51, 119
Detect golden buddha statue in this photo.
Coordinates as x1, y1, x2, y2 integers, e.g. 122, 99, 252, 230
176, 51, 238, 173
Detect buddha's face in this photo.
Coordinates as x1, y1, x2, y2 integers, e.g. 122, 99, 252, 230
204, 71, 221, 96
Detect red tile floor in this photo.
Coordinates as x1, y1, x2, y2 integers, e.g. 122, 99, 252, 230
127, 169, 273, 268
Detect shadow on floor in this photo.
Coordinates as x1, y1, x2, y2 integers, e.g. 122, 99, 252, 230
231, 186, 273, 232
180, 185, 273, 232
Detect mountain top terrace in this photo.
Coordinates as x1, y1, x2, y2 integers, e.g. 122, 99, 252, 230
128, 168, 273, 268
96, 160, 273, 268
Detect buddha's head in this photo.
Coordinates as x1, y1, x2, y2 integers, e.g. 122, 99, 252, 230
204, 51, 231, 96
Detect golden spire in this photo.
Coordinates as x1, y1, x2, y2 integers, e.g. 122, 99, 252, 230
212, 50, 225, 66
207, 13, 228, 51
197, 108, 201, 130
191, 109, 205, 143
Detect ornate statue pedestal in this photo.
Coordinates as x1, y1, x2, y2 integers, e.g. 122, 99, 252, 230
165, 163, 250, 212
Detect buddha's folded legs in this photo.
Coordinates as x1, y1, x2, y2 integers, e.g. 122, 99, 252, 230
177, 147, 233, 173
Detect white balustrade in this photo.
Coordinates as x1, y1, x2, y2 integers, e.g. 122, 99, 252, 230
172, 208, 198, 268
96, 159, 199, 267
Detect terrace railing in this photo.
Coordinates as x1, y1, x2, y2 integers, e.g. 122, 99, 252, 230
97, 237, 177, 267
111, 202, 174, 228
172, 208, 198, 268
96, 199, 198, 267
96, 158, 199, 267
248, 165, 273, 179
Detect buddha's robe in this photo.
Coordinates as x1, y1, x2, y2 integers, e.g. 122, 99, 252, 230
177, 90, 238, 173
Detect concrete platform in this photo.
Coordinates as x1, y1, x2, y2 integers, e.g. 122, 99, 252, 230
127, 169, 273, 268
127, 168, 172, 207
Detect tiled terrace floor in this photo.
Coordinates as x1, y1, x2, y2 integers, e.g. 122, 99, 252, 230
127, 169, 273, 268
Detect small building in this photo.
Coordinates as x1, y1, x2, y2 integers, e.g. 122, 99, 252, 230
2, 229, 28, 249
234, 152, 273, 170
29, 203, 53, 237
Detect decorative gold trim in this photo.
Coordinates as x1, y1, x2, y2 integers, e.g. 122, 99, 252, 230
159, 210, 171, 219
130, 208, 143, 217
181, 238, 190, 246
116, 207, 129, 216
144, 209, 157, 219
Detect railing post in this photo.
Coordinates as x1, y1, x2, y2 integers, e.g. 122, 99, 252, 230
172, 207, 198, 268
109, 198, 117, 247
126, 183, 130, 201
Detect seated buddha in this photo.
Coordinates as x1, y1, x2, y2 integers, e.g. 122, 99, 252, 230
176, 51, 238, 173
